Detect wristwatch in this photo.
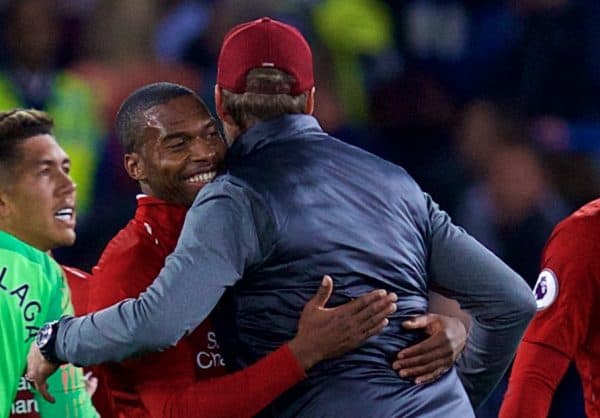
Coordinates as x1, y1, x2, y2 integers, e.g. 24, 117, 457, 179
36, 321, 66, 365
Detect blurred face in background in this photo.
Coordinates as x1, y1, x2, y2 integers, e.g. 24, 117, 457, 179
455, 100, 502, 176
485, 144, 547, 225
125, 95, 227, 207
4, 0, 60, 70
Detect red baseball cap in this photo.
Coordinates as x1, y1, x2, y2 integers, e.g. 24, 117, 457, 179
217, 17, 314, 95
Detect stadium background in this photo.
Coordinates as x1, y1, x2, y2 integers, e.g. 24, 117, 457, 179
0, 0, 596, 416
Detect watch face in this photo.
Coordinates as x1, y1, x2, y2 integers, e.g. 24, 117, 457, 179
36, 323, 53, 348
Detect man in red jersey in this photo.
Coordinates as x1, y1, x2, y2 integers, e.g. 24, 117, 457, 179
84, 82, 399, 418
78, 82, 467, 418
499, 199, 600, 418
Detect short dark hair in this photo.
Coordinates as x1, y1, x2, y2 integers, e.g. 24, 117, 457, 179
116, 82, 208, 153
221, 68, 308, 130
0, 109, 54, 170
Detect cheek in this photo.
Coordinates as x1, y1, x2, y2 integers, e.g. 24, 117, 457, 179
157, 150, 188, 169
216, 143, 227, 161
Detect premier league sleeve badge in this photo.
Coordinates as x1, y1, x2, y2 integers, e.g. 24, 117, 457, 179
533, 268, 559, 311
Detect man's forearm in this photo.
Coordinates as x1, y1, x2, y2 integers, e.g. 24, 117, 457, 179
55, 188, 262, 366
427, 196, 536, 407
55, 254, 227, 365
431, 234, 535, 407
499, 341, 570, 418
152, 345, 305, 418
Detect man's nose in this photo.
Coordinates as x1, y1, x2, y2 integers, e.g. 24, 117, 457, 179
58, 171, 76, 195
190, 137, 217, 161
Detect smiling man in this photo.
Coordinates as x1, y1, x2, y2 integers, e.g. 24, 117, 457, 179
0, 109, 97, 417
75, 83, 466, 418
27, 17, 536, 415
82, 82, 400, 418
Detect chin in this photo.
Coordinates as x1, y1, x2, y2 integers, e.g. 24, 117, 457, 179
54, 231, 76, 249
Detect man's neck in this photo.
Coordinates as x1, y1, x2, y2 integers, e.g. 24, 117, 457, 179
0, 226, 43, 251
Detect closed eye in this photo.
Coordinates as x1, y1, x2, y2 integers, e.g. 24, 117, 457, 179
165, 137, 187, 149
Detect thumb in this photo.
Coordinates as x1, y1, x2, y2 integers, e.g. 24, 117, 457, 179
35, 381, 55, 403
402, 314, 432, 330
311, 275, 333, 308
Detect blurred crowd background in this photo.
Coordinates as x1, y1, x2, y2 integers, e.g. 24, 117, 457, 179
0, 0, 596, 416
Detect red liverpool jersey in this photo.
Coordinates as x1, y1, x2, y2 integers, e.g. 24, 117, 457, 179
500, 199, 600, 418
88, 196, 303, 418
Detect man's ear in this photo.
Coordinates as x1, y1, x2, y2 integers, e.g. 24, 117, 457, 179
214, 85, 236, 126
0, 189, 12, 218
124, 153, 146, 181
305, 87, 315, 115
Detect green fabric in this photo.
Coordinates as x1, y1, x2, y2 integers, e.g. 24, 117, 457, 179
312, 0, 394, 122
0, 72, 105, 220
0, 231, 97, 418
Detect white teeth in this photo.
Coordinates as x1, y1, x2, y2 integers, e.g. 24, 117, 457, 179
54, 208, 73, 221
186, 171, 216, 184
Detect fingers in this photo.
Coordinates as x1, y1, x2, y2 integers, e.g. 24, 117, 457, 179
84, 372, 99, 397
310, 275, 334, 308
25, 344, 59, 403
342, 289, 390, 315
361, 318, 389, 340
393, 357, 450, 381
32, 379, 55, 403
402, 313, 435, 330
354, 294, 398, 328
341, 294, 397, 347
393, 344, 453, 370
413, 367, 450, 385
396, 329, 448, 359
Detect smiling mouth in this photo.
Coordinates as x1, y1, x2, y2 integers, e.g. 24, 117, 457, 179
54, 207, 74, 223
185, 171, 217, 184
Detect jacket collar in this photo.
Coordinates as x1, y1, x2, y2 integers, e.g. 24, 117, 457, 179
226, 114, 323, 165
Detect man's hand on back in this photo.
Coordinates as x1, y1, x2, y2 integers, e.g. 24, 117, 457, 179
288, 275, 397, 370
392, 313, 467, 384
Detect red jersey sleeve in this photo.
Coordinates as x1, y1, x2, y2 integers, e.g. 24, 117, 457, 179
499, 214, 599, 418
524, 217, 597, 356
137, 345, 305, 418
89, 222, 166, 311
499, 341, 571, 418
62, 266, 91, 315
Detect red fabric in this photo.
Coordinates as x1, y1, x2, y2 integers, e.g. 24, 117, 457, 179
499, 342, 570, 418
9, 378, 39, 418
63, 266, 90, 316
217, 17, 314, 94
499, 199, 600, 418
87, 196, 304, 418
140, 345, 305, 418
62, 265, 116, 418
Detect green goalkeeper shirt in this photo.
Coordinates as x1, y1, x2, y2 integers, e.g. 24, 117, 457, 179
0, 230, 98, 418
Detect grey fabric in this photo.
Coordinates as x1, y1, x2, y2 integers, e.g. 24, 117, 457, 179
55, 114, 535, 416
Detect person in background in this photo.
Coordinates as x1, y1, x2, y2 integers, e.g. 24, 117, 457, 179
499, 199, 600, 418
0, 0, 105, 223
